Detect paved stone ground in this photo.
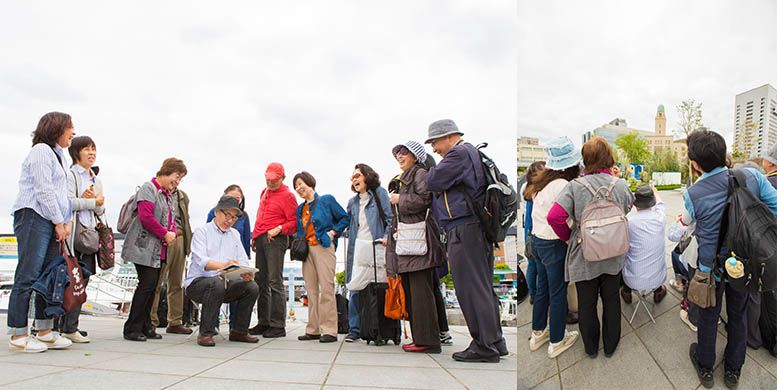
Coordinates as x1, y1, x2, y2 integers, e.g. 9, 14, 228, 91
517, 190, 777, 389
0, 314, 516, 389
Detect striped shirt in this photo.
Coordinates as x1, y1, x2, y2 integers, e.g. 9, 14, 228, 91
184, 221, 249, 288
623, 201, 667, 291
11, 144, 72, 225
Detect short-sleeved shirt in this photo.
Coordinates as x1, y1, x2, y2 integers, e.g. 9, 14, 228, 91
555, 173, 635, 283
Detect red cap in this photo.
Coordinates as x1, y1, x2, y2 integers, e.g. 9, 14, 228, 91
265, 162, 285, 181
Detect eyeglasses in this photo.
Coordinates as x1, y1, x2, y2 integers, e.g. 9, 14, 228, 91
220, 210, 240, 221
351, 172, 363, 180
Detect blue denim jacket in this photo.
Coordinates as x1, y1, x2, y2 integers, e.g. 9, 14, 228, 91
295, 193, 350, 249
31, 254, 92, 317
345, 187, 393, 282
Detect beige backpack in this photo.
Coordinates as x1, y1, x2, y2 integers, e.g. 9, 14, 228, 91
576, 176, 629, 261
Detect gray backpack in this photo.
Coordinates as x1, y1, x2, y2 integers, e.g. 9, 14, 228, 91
116, 186, 141, 234
576, 176, 629, 262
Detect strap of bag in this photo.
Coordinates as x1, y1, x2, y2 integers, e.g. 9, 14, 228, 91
605, 176, 619, 199
302, 198, 318, 234
371, 190, 388, 227
577, 175, 611, 200
712, 170, 736, 278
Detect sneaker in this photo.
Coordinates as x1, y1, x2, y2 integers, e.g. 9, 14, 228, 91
63, 331, 91, 343
724, 367, 740, 389
690, 343, 714, 388
8, 336, 48, 353
248, 324, 270, 336
547, 330, 579, 359
344, 334, 359, 343
670, 279, 686, 293
680, 309, 697, 332
529, 329, 549, 351
440, 331, 453, 345
36, 331, 72, 350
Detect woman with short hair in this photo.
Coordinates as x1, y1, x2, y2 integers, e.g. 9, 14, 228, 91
8, 112, 76, 353
122, 158, 188, 342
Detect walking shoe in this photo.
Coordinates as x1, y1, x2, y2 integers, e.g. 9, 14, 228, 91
690, 343, 714, 388
670, 279, 685, 293
724, 367, 740, 389
228, 331, 259, 343
529, 329, 549, 351
439, 331, 453, 345
653, 286, 668, 303
566, 311, 579, 324
402, 343, 442, 354
620, 287, 632, 304
36, 331, 72, 350
248, 324, 270, 336
63, 331, 91, 343
547, 330, 579, 359
344, 334, 359, 343
8, 336, 48, 353
197, 335, 215, 347
452, 349, 500, 363
680, 309, 697, 332
123, 332, 147, 342
143, 330, 162, 340
319, 334, 337, 343
166, 324, 193, 335
298, 333, 320, 341
262, 327, 286, 338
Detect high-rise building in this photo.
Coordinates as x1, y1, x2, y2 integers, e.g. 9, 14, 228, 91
733, 84, 777, 158
517, 136, 546, 169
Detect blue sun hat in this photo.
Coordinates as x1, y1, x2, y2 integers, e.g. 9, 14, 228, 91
545, 136, 581, 171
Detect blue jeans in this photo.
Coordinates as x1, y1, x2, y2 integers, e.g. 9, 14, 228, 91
348, 290, 359, 337
7, 208, 58, 335
526, 258, 537, 298
531, 236, 568, 343
671, 250, 690, 281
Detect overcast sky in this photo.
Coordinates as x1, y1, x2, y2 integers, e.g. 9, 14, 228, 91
0, 1, 516, 233
518, 0, 777, 148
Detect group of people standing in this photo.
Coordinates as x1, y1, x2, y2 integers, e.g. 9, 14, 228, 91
8, 113, 509, 364
522, 131, 777, 388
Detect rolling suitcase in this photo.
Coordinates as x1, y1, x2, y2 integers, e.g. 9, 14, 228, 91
358, 240, 401, 346
336, 292, 350, 334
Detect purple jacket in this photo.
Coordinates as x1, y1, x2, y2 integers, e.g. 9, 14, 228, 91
425, 142, 486, 232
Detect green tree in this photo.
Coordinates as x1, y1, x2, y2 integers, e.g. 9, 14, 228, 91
615, 131, 650, 164
675, 99, 704, 184
648, 147, 681, 173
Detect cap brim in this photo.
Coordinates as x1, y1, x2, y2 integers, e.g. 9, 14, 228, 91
424, 131, 463, 144
265, 173, 282, 181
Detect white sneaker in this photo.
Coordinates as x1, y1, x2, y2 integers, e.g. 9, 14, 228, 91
547, 330, 579, 359
680, 309, 697, 332
63, 332, 91, 343
529, 329, 549, 351
36, 331, 72, 349
8, 336, 48, 353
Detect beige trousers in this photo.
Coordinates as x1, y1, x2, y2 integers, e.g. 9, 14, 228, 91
568, 282, 579, 312
150, 239, 185, 326
302, 244, 337, 336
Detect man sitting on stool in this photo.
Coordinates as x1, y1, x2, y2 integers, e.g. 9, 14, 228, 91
184, 195, 260, 347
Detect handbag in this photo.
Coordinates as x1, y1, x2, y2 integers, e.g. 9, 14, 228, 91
393, 205, 428, 256
62, 241, 88, 312
94, 214, 115, 269
687, 268, 716, 309
290, 200, 317, 261
383, 239, 408, 320
71, 171, 99, 255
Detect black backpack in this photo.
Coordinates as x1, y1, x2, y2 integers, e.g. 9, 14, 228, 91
460, 143, 518, 247
717, 169, 777, 292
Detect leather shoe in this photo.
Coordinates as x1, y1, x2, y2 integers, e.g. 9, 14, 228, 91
262, 327, 286, 338
452, 349, 499, 363
566, 311, 579, 324
123, 333, 147, 342
167, 325, 193, 335
402, 343, 441, 354
143, 331, 162, 340
229, 331, 259, 343
197, 335, 215, 347
653, 286, 668, 303
248, 324, 270, 336
319, 334, 337, 343
298, 334, 321, 341
620, 287, 632, 304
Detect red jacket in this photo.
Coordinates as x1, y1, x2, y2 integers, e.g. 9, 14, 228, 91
252, 184, 298, 238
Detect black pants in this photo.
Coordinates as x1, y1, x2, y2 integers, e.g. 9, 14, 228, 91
123, 263, 160, 336
697, 281, 748, 371
576, 273, 621, 356
255, 234, 289, 329
402, 268, 441, 347
56, 250, 96, 333
747, 291, 763, 349
187, 276, 260, 336
448, 223, 506, 357
432, 271, 449, 332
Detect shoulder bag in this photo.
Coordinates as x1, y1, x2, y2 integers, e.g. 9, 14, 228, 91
290, 200, 317, 261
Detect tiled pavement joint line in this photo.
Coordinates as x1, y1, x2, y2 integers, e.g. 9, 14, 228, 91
319, 337, 345, 389
0, 361, 71, 387
428, 349, 472, 390
629, 317, 678, 389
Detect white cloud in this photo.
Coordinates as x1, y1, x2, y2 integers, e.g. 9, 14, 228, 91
0, 1, 517, 232
517, 0, 777, 147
